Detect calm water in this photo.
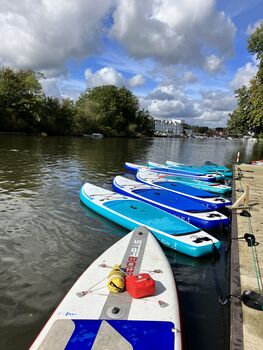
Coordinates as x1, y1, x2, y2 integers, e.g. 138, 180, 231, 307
1, 135, 263, 350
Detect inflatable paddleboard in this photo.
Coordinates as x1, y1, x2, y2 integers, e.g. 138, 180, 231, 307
112, 176, 230, 229
80, 183, 221, 257
30, 227, 182, 350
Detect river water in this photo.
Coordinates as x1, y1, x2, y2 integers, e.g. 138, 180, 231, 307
1, 135, 262, 350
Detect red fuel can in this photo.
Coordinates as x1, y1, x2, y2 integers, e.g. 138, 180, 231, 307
126, 273, 155, 299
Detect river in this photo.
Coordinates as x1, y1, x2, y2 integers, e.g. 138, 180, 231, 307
1, 135, 262, 350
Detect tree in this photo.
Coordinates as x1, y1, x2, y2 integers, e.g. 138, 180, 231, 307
248, 22, 263, 60
228, 23, 263, 135
0, 68, 154, 137
75, 85, 153, 136
191, 125, 209, 134
227, 86, 253, 134
41, 97, 75, 135
0, 68, 44, 132
247, 22, 263, 134
134, 109, 155, 136
74, 95, 102, 134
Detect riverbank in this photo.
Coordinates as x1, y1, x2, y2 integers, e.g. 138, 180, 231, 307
231, 164, 263, 350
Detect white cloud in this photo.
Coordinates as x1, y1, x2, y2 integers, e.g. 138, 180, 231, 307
204, 55, 224, 74
129, 74, 145, 87
0, 0, 235, 81
140, 82, 236, 126
40, 77, 86, 100
111, 0, 235, 68
230, 62, 258, 90
182, 71, 198, 84
246, 20, 263, 35
0, 0, 244, 129
200, 91, 236, 111
147, 99, 185, 117
193, 89, 236, 125
141, 83, 199, 121
0, 0, 113, 76
195, 111, 230, 126
146, 99, 199, 120
85, 67, 125, 87
84, 67, 146, 88
40, 78, 62, 99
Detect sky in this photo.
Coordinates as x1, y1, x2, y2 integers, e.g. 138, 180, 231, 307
0, 0, 262, 127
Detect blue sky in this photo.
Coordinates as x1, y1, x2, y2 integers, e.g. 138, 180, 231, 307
0, 0, 262, 127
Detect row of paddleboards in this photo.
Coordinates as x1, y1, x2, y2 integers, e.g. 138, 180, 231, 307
164, 160, 232, 177
30, 160, 232, 349
134, 163, 232, 194
76, 161, 232, 258
125, 160, 232, 181
77, 160, 232, 258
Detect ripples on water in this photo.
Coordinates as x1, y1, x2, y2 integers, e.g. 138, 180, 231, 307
0, 135, 263, 349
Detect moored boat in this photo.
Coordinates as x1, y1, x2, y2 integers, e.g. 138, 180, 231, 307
83, 133, 104, 139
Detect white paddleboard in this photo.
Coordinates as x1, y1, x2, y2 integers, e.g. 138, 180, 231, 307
30, 226, 182, 350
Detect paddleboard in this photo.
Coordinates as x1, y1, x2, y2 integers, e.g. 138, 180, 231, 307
124, 162, 218, 182
143, 170, 231, 194
112, 176, 230, 230
30, 226, 182, 350
165, 160, 232, 178
80, 183, 221, 257
136, 170, 231, 210
148, 161, 224, 181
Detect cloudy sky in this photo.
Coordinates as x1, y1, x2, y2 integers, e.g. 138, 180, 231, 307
0, 0, 262, 127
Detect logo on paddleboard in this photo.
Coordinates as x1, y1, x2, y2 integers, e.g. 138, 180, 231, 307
125, 239, 142, 275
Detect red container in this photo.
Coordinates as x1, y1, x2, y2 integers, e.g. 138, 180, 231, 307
126, 273, 155, 299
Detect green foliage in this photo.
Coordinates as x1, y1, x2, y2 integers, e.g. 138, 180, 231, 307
249, 65, 263, 133
0, 68, 153, 137
248, 22, 263, 59
228, 23, 263, 135
191, 125, 209, 134
75, 85, 154, 136
41, 97, 75, 135
0, 68, 44, 132
227, 86, 253, 133
134, 109, 155, 136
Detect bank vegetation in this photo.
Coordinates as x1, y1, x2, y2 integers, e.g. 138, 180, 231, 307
0, 69, 154, 137
227, 22, 263, 137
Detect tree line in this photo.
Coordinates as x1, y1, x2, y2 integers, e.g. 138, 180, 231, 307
227, 23, 263, 137
0, 68, 154, 137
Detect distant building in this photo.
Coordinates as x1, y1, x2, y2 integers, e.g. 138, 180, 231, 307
154, 119, 185, 136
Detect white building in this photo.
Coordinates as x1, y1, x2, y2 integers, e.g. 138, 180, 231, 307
154, 119, 185, 136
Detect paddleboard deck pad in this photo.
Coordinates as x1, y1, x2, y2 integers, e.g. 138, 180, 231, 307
30, 227, 182, 350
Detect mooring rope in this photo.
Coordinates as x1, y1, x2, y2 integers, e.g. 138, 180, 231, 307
236, 169, 263, 301
246, 214, 263, 295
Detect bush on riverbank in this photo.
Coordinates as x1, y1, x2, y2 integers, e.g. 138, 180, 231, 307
0, 68, 154, 137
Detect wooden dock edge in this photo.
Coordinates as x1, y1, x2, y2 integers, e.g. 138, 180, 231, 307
230, 166, 244, 350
